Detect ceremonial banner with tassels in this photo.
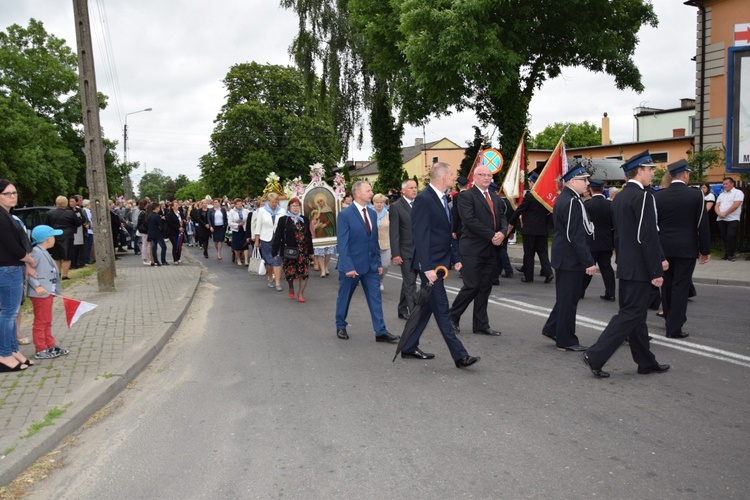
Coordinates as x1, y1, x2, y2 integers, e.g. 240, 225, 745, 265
501, 133, 526, 209
531, 134, 567, 212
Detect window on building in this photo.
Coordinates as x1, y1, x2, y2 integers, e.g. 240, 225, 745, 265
651, 152, 668, 163
605, 155, 623, 160
432, 156, 439, 164
573, 154, 583, 159
689, 116, 696, 136
536, 161, 547, 171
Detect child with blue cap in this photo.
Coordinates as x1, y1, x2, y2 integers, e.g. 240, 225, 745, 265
28, 225, 70, 359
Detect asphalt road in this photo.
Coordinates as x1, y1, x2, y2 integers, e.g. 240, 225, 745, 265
27, 250, 750, 499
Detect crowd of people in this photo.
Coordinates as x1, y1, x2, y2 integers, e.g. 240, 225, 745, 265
0, 159, 745, 375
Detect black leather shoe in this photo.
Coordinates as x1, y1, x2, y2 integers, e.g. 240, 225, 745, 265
401, 348, 435, 360
492, 279, 500, 286
515, 266, 524, 273
336, 329, 349, 340
451, 320, 460, 334
474, 328, 501, 336
397, 313, 410, 320
375, 332, 400, 343
455, 355, 480, 368
501, 273, 513, 278
557, 344, 587, 352
666, 332, 689, 339
582, 353, 610, 378
638, 363, 670, 374
600, 295, 615, 302
544, 275, 554, 284
520, 277, 532, 283
542, 332, 556, 342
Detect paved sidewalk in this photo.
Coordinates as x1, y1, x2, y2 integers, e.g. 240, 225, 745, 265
0, 253, 201, 486
504, 241, 750, 287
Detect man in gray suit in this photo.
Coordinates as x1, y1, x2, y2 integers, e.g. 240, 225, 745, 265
389, 179, 419, 320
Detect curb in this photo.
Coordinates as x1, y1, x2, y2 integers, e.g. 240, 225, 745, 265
0, 264, 202, 487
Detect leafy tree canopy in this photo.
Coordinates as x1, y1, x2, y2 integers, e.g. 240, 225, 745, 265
138, 168, 171, 201
392, 0, 657, 160
529, 121, 603, 150
175, 180, 208, 201
201, 62, 339, 197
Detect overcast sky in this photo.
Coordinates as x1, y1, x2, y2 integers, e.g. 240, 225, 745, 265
3, 1, 697, 191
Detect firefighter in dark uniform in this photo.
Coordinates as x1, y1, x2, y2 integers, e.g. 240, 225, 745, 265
583, 151, 670, 378
582, 179, 616, 301
654, 159, 711, 339
541, 164, 597, 351
507, 171, 554, 283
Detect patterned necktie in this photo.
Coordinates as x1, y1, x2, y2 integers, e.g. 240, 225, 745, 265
484, 191, 496, 230
442, 195, 451, 221
363, 208, 371, 234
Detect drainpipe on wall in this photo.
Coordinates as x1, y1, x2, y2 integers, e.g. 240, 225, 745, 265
685, 0, 708, 169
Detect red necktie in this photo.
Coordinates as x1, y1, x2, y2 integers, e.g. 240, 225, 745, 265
484, 191, 496, 230
363, 208, 371, 234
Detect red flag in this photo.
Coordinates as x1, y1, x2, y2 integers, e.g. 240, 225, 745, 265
466, 147, 484, 189
531, 136, 566, 212
501, 133, 526, 209
63, 297, 98, 328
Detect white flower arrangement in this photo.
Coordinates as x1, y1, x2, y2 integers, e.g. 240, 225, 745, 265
333, 173, 346, 200
266, 171, 280, 184
284, 176, 305, 199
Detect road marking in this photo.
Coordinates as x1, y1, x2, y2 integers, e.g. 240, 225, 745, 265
383, 270, 750, 368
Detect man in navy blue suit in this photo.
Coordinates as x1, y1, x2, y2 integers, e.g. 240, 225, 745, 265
400, 163, 480, 368
335, 181, 399, 343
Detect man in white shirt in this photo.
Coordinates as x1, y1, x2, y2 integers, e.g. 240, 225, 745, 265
715, 177, 745, 261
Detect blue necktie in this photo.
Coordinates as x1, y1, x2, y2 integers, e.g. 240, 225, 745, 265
442, 195, 451, 221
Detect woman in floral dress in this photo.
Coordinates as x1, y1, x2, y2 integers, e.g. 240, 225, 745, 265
271, 198, 313, 302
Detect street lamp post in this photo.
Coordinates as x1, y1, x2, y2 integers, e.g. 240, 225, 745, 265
123, 108, 152, 199
123, 107, 152, 164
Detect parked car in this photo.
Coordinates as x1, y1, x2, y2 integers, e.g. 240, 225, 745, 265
13, 206, 53, 238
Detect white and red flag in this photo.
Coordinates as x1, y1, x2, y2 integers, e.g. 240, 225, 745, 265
501, 133, 526, 209
62, 296, 97, 328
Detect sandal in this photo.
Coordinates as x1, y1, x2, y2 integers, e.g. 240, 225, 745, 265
298, 297, 306, 303
0, 361, 27, 372
275, 284, 283, 292
17, 337, 31, 345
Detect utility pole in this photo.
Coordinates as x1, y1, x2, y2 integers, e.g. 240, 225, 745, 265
72, 0, 116, 291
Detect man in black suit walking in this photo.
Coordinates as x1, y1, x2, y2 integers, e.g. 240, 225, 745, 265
389, 179, 419, 320
654, 159, 711, 339
449, 165, 507, 336
582, 179, 616, 301
507, 171, 553, 283
583, 151, 670, 378
400, 162, 480, 368
541, 164, 597, 352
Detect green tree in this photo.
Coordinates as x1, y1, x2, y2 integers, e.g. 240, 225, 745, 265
201, 63, 338, 197
393, 0, 656, 161
175, 180, 208, 201
174, 174, 190, 193
460, 126, 492, 178
138, 168, 170, 201
163, 179, 177, 201
529, 121, 603, 149
371, 81, 405, 194
687, 147, 724, 183
0, 94, 78, 204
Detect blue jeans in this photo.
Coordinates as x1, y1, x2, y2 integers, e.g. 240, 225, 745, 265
0, 266, 24, 356
85, 232, 94, 263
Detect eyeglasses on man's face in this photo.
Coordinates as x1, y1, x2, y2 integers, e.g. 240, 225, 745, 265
0, 191, 18, 197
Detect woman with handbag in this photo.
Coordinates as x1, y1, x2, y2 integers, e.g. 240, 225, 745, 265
254, 193, 286, 290
165, 200, 185, 265
271, 197, 313, 302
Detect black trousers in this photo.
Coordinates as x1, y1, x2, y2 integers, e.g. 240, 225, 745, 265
397, 257, 419, 317
662, 256, 696, 337
582, 250, 616, 298
586, 280, 658, 371
522, 234, 552, 281
169, 234, 182, 263
542, 269, 584, 348
718, 220, 739, 258
450, 254, 496, 331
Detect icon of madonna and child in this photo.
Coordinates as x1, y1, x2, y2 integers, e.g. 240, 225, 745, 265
303, 187, 338, 244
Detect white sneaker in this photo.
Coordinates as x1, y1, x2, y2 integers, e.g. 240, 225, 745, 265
35, 348, 59, 359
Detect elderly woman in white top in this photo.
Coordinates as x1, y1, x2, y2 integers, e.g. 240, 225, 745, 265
372, 193, 391, 291
253, 193, 286, 290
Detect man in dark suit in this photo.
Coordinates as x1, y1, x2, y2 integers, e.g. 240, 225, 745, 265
449, 165, 507, 336
389, 179, 419, 320
582, 179, 616, 301
541, 165, 597, 351
654, 159, 711, 339
335, 180, 399, 343
495, 185, 515, 280
400, 163, 480, 368
583, 151, 670, 378
451, 175, 470, 241
507, 171, 553, 283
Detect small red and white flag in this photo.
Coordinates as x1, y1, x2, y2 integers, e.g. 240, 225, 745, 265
62, 297, 97, 328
